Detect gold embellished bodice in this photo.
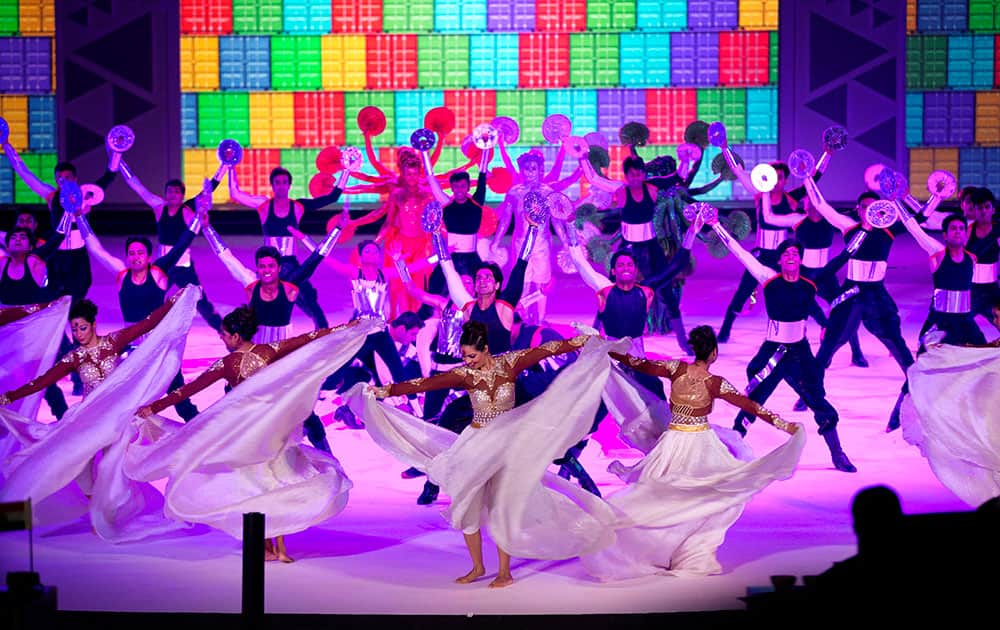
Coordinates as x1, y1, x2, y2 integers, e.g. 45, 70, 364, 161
66, 334, 122, 397
387, 336, 590, 427
668, 365, 714, 430
459, 354, 521, 426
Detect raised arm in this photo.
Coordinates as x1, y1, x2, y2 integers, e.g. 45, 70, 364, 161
609, 352, 680, 378
227, 166, 267, 209
568, 243, 613, 292
121, 167, 167, 220
472, 170, 488, 206
285, 215, 349, 285
31, 212, 73, 260
111, 293, 182, 351
3, 142, 55, 198
499, 258, 528, 305
714, 377, 799, 434
297, 181, 346, 212
707, 214, 775, 284
802, 177, 856, 233
76, 213, 126, 275
897, 202, 946, 258
379, 368, 468, 398
202, 223, 257, 286
141, 359, 226, 416
420, 150, 451, 206
761, 190, 806, 228
152, 215, 202, 273
441, 258, 475, 307
644, 215, 704, 287
509, 335, 588, 373
1, 352, 79, 405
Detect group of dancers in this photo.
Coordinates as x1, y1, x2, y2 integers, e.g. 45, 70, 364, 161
0, 110, 997, 586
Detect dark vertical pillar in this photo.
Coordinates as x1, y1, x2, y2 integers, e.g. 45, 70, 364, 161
779, 1, 906, 203
56, 0, 179, 204
242, 512, 265, 627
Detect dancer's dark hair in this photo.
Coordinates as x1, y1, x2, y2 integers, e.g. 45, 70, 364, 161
776, 238, 804, 257
941, 213, 967, 232
460, 320, 489, 351
475, 262, 503, 286
269, 167, 292, 185
449, 171, 470, 185
608, 249, 637, 282
164, 179, 186, 194
623, 156, 645, 174
357, 239, 379, 255
222, 305, 259, 341
688, 325, 717, 362
69, 299, 98, 324
254, 246, 281, 265
54, 162, 77, 177
5, 228, 35, 248
125, 236, 153, 256
770, 162, 790, 178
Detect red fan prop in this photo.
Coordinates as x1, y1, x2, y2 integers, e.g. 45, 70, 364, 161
487, 167, 512, 194
424, 107, 456, 136
309, 173, 335, 197
479, 206, 499, 237
315, 146, 343, 174
357, 107, 386, 136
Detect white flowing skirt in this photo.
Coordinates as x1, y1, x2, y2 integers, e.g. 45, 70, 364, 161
0, 287, 200, 542
0, 297, 71, 469
125, 320, 379, 540
901, 344, 1000, 507
346, 336, 631, 560
582, 377, 805, 580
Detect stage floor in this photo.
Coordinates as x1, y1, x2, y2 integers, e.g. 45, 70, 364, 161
0, 232, 988, 615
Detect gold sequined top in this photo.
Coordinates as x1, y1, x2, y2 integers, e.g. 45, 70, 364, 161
147, 327, 338, 414
3, 298, 176, 404
610, 353, 787, 432
387, 335, 589, 427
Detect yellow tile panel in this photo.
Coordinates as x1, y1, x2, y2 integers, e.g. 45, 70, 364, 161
0, 95, 29, 151
976, 92, 1000, 145
739, 0, 779, 31
183, 149, 231, 204
249, 93, 295, 148
321, 35, 367, 91
19, 0, 55, 35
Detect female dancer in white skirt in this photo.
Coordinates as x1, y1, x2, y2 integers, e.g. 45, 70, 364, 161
581, 325, 805, 579
129, 307, 376, 562
350, 320, 627, 588
0, 287, 199, 541
900, 301, 1000, 507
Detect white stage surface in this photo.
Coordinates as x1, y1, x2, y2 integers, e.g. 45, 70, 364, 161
0, 232, 986, 615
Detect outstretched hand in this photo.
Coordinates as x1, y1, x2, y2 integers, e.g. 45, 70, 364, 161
136, 405, 153, 419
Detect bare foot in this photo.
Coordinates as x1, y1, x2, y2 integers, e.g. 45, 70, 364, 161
264, 540, 278, 562
277, 552, 295, 564
454, 567, 486, 584
488, 574, 514, 589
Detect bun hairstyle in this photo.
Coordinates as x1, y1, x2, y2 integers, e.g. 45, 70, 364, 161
688, 325, 718, 362
222, 305, 259, 341
69, 298, 98, 324
459, 320, 489, 351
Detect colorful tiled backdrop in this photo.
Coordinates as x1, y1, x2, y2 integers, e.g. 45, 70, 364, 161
1, 1, 998, 206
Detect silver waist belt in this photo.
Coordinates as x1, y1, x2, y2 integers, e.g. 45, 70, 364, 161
447, 232, 477, 253
765, 319, 806, 343
932, 289, 971, 313
253, 324, 291, 344
801, 247, 830, 269
972, 263, 998, 284
847, 259, 887, 282
621, 221, 655, 243
58, 230, 86, 250
157, 243, 192, 267
264, 236, 295, 257
757, 228, 787, 250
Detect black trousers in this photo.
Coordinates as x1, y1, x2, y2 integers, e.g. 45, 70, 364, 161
278, 256, 327, 329
168, 369, 199, 421
920, 310, 987, 347
801, 265, 865, 359
734, 340, 840, 433
166, 264, 223, 331
814, 282, 914, 374
971, 282, 1000, 323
